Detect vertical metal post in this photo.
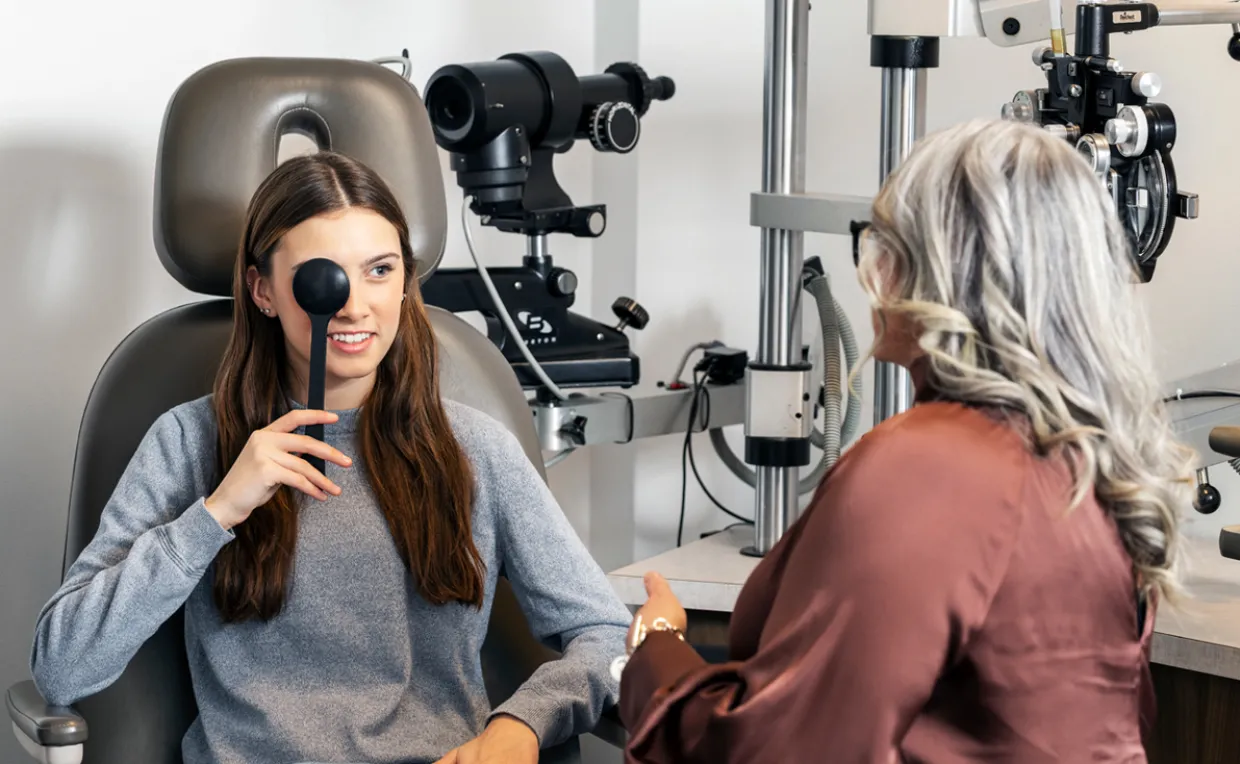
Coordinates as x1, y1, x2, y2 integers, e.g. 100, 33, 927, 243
872, 67, 924, 424
871, 37, 937, 425
750, 0, 810, 556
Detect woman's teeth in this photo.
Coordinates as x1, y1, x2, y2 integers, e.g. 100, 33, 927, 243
330, 332, 372, 344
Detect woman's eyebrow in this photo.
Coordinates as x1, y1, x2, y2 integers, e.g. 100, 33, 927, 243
363, 252, 399, 267
290, 252, 398, 272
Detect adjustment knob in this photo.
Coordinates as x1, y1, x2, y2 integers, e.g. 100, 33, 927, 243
1104, 117, 1131, 145
1196, 482, 1223, 514
1001, 90, 1038, 124
1104, 105, 1147, 157
1229, 33, 1240, 62
549, 268, 578, 297
560, 415, 589, 447
612, 297, 649, 331
590, 102, 641, 153
1076, 133, 1111, 178
1131, 71, 1162, 99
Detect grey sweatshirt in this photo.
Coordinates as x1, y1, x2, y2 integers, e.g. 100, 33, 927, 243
30, 395, 631, 764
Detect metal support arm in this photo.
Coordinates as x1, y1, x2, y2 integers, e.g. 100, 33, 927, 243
531, 383, 747, 453
750, 192, 873, 236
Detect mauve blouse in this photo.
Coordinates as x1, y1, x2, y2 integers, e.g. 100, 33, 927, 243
620, 398, 1155, 763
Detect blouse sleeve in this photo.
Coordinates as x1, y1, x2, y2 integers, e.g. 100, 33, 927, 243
620, 405, 1029, 763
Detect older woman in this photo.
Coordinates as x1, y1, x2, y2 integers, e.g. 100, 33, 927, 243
618, 119, 1194, 762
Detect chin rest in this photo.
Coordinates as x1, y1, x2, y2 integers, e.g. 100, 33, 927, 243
8, 55, 621, 764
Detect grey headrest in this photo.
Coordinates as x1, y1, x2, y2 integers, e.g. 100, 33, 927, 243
153, 57, 448, 296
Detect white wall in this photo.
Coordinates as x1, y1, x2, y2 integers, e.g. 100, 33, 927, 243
5, 0, 1240, 760
0, 3, 603, 762
621, 0, 1240, 562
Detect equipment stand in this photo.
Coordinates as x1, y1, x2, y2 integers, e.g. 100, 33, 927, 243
747, 0, 812, 557
746, 8, 942, 555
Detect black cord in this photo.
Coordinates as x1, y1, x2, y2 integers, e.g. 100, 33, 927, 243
676, 368, 751, 547
700, 521, 752, 540
679, 379, 699, 553
677, 426, 692, 548
599, 392, 635, 443
687, 391, 751, 524
1162, 390, 1240, 404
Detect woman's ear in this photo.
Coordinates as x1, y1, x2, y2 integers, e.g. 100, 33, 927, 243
246, 265, 275, 317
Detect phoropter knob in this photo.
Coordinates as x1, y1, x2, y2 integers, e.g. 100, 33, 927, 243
590, 103, 641, 153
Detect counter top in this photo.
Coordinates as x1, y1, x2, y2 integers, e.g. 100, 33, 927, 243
607, 527, 1240, 681
608, 526, 759, 613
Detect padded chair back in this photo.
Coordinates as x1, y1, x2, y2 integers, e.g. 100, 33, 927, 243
62, 57, 566, 764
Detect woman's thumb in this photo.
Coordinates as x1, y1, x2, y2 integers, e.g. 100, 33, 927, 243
644, 571, 670, 597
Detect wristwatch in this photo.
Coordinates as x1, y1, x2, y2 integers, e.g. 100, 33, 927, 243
610, 616, 687, 682
629, 615, 686, 655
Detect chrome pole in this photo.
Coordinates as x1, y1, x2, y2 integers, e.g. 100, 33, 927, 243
1157, 5, 1240, 27
873, 64, 927, 424
750, 0, 810, 555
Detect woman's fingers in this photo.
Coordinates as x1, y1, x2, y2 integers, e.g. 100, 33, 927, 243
266, 408, 340, 433
273, 452, 341, 497
272, 463, 329, 501
271, 432, 353, 468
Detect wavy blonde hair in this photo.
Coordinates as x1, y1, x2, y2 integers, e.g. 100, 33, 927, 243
857, 118, 1195, 603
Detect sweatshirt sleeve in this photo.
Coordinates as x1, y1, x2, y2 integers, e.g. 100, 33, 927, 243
30, 406, 235, 706
479, 426, 631, 748
619, 404, 1029, 763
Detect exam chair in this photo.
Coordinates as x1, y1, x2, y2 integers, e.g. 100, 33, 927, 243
6, 57, 624, 764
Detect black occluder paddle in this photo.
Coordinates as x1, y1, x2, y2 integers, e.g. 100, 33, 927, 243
292, 258, 351, 474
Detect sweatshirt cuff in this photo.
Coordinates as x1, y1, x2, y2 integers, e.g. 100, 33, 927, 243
487, 690, 562, 748
160, 497, 235, 575
619, 632, 707, 730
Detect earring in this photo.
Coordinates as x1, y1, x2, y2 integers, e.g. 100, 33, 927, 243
260, 308, 271, 315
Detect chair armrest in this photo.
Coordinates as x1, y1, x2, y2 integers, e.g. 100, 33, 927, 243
588, 705, 626, 750
6, 681, 88, 747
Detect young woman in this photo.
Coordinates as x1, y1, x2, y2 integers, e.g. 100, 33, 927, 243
30, 151, 631, 764
619, 119, 1195, 761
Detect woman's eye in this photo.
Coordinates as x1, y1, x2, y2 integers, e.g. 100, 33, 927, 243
370, 264, 393, 277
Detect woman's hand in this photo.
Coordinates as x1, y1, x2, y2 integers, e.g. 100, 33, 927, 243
204, 409, 353, 530
434, 715, 538, 764
628, 572, 688, 650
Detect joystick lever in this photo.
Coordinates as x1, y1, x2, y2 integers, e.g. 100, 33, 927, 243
292, 258, 351, 474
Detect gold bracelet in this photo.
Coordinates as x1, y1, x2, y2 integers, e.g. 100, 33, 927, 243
627, 615, 686, 656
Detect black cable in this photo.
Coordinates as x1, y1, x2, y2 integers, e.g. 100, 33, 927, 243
677, 421, 693, 548
676, 368, 751, 547
676, 371, 704, 547
687, 384, 751, 524
700, 521, 752, 540
1162, 390, 1240, 404
599, 392, 635, 443
686, 370, 750, 523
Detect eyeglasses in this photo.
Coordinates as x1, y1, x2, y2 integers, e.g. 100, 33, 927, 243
850, 221, 872, 267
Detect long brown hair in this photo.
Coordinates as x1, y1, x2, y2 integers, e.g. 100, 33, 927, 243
210, 151, 483, 622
